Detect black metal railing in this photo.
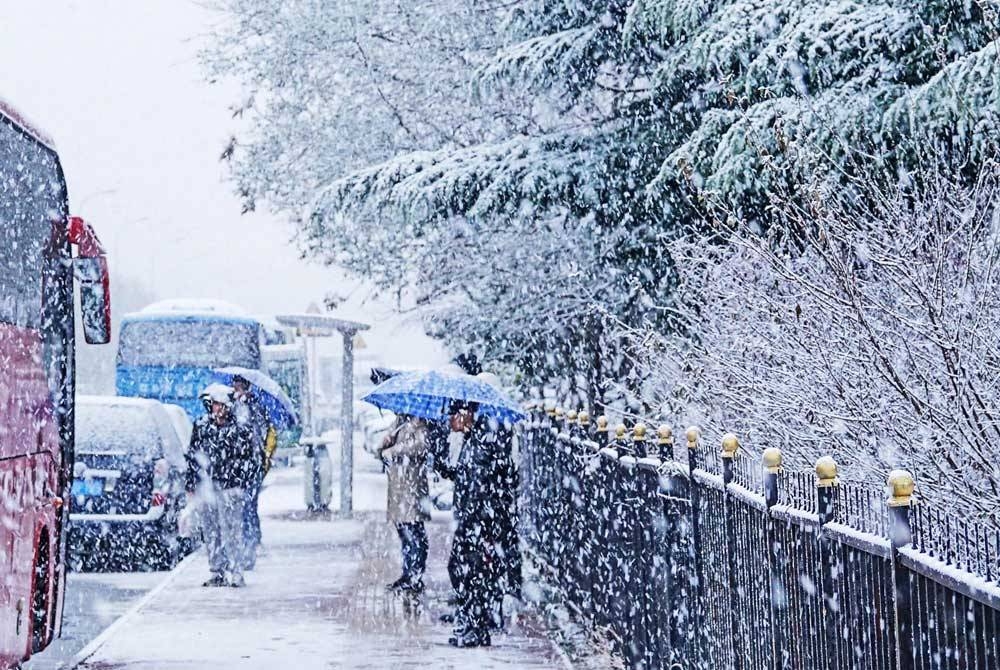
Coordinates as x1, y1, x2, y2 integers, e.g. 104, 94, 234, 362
519, 409, 1000, 670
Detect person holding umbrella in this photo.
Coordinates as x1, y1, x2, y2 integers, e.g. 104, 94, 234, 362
232, 374, 271, 570
378, 414, 431, 594
445, 400, 504, 648
186, 384, 259, 587
361, 367, 526, 646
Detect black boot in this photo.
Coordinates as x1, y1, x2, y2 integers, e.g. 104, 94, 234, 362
386, 575, 423, 594
448, 627, 491, 648
202, 573, 226, 587
386, 575, 410, 592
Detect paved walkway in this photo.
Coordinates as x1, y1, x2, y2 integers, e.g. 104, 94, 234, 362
73, 464, 566, 669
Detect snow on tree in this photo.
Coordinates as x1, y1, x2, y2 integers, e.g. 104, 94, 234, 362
204, 0, 666, 403
633, 157, 1000, 517
632, 0, 999, 214
204, 0, 1000, 426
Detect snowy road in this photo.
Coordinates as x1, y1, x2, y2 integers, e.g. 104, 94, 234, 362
23, 571, 166, 670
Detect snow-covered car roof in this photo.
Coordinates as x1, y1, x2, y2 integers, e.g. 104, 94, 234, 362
77, 395, 187, 466
133, 298, 250, 318
78, 395, 162, 409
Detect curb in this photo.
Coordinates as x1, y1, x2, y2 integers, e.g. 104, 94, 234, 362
61, 549, 202, 669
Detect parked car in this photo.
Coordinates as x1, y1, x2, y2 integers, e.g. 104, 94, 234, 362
69, 396, 190, 571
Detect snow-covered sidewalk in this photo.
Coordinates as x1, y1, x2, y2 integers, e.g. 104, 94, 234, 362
73, 462, 566, 669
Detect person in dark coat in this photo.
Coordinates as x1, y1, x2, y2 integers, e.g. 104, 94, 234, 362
186, 384, 261, 587
491, 423, 522, 603
232, 375, 270, 569
424, 417, 466, 602
446, 401, 513, 648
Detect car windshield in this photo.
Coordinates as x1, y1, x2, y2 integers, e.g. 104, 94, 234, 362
118, 319, 260, 368
76, 404, 163, 457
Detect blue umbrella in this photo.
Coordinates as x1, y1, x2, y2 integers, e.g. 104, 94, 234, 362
363, 370, 525, 423
210, 366, 298, 429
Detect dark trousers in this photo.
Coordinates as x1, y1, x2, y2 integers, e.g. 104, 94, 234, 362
242, 477, 262, 567
447, 534, 463, 592
395, 522, 428, 581
452, 521, 500, 634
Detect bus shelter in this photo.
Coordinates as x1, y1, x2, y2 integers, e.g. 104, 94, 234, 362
275, 313, 370, 517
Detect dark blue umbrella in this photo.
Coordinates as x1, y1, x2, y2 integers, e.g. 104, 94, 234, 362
210, 366, 298, 429
363, 370, 525, 423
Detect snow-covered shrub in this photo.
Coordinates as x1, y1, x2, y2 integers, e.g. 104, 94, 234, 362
636, 157, 1000, 517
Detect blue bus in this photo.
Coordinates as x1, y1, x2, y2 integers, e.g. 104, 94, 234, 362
116, 300, 265, 419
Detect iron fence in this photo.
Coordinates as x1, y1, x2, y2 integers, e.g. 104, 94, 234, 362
519, 410, 1000, 670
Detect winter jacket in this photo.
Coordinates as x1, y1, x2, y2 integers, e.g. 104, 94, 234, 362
380, 417, 431, 524
451, 419, 521, 589
185, 413, 261, 492
452, 418, 504, 534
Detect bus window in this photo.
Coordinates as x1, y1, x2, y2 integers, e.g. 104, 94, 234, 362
118, 319, 261, 369
0, 117, 62, 329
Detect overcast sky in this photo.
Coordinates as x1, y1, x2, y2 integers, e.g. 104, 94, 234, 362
0, 0, 446, 367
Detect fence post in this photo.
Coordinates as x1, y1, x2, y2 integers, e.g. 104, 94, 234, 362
555, 408, 572, 598
763, 447, 785, 670
596, 415, 609, 449
653, 424, 673, 664
592, 416, 610, 630
610, 423, 630, 659
888, 470, 915, 670
657, 424, 690, 665
629, 423, 650, 668
575, 410, 592, 622
573, 410, 592, 620
685, 426, 705, 663
815, 456, 841, 669
720, 434, 744, 670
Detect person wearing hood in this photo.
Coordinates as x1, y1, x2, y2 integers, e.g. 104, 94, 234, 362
186, 384, 260, 588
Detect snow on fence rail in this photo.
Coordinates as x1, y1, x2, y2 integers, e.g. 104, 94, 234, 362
519, 407, 1000, 670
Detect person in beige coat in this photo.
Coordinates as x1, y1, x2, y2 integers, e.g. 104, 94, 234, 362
379, 414, 430, 593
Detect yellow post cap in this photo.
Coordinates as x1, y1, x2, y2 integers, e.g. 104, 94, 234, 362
578, 411, 590, 426
596, 415, 609, 432
657, 424, 673, 445
555, 407, 565, 418
567, 409, 578, 422
887, 470, 915, 507
721, 433, 740, 459
633, 423, 647, 442
762, 447, 782, 473
686, 425, 700, 449
815, 456, 838, 487
615, 423, 627, 440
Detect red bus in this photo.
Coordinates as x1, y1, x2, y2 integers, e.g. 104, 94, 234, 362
0, 100, 111, 668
